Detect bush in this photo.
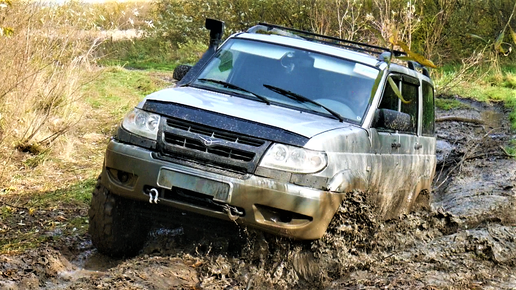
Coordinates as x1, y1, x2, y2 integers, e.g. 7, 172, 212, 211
0, 2, 96, 153
148, 0, 312, 47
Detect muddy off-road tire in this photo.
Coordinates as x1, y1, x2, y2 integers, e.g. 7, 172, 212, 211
88, 177, 150, 257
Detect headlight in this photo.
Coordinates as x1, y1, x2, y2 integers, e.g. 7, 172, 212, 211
122, 108, 161, 140
259, 144, 327, 173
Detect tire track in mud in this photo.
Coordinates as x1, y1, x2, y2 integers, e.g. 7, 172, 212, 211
1, 97, 516, 290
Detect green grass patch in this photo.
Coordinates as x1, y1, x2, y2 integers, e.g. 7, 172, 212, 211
435, 98, 472, 110
505, 139, 516, 157
98, 38, 178, 70
26, 178, 96, 209
1, 234, 52, 253
1, 206, 12, 218
83, 66, 169, 104
82, 66, 173, 127
98, 38, 206, 70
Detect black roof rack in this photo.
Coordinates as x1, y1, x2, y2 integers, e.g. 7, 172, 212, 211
248, 22, 406, 58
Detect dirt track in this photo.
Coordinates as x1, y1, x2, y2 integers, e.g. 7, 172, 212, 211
1, 97, 515, 290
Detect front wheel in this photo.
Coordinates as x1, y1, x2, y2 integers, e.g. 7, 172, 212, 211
88, 177, 150, 257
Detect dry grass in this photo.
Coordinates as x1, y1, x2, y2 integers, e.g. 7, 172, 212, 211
0, 2, 96, 187
0, 1, 165, 196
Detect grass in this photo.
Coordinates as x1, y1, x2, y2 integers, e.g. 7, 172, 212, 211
81, 66, 173, 134
0, 65, 174, 253
26, 178, 96, 209
433, 64, 516, 129
98, 38, 207, 70
0, 179, 96, 253
435, 98, 472, 110
0, 66, 174, 253
98, 38, 178, 70
505, 140, 516, 157
83, 66, 171, 105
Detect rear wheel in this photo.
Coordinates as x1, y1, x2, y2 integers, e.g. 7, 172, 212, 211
88, 177, 150, 257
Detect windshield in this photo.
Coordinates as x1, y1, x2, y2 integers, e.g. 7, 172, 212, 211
192, 38, 379, 123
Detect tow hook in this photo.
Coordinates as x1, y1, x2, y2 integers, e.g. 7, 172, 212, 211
222, 204, 243, 221
148, 188, 159, 204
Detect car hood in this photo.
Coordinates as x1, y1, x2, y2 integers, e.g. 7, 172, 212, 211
139, 86, 356, 138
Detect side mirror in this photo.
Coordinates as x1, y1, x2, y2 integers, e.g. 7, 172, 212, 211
373, 108, 413, 131
173, 64, 192, 82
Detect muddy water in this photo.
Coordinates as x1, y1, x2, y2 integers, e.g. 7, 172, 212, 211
1, 97, 516, 290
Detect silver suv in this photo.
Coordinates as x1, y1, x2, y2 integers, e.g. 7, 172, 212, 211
88, 19, 436, 257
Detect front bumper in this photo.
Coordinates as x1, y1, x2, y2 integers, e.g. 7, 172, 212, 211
101, 139, 341, 240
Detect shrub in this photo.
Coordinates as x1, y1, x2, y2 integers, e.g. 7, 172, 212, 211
148, 0, 313, 47
0, 2, 96, 159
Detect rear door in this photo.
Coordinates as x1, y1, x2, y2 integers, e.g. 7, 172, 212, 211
419, 81, 437, 188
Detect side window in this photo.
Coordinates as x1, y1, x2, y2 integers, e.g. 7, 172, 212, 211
379, 76, 399, 111
377, 75, 419, 134
422, 81, 435, 136
400, 80, 419, 134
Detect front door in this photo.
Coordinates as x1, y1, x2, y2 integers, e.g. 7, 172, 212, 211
369, 74, 422, 218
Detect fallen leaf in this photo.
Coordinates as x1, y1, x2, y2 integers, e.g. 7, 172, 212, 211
56, 216, 67, 222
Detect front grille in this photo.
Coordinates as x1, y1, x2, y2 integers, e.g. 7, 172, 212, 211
164, 133, 255, 161
167, 119, 264, 147
159, 117, 270, 174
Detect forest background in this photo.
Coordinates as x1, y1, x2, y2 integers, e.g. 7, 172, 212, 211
0, 0, 516, 253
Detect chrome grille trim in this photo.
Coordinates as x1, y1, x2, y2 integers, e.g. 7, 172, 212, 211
159, 117, 270, 174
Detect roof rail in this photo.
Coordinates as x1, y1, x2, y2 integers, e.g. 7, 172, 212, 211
248, 22, 406, 58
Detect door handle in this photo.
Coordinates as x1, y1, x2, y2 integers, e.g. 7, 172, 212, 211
414, 143, 422, 150
391, 142, 401, 149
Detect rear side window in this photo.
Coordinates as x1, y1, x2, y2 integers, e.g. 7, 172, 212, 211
422, 81, 435, 136
400, 80, 419, 134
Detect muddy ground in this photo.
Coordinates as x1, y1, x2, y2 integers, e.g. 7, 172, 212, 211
1, 96, 516, 290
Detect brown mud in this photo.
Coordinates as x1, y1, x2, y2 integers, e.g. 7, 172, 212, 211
1, 96, 516, 290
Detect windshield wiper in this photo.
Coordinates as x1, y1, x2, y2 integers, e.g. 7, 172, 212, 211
263, 84, 344, 122
198, 78, 270, 105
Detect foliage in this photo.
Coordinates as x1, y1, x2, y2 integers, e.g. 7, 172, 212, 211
0, 2, 97, 155
90, 0, 516, 71
432, 63, 516, 129
97, 36, 206, 69
0, 0, 516, 254
505, 139, 516, 157
148, 0, 312, 46
310, 0, 369, 41
504, 88, 516, 130
39, 0, 151, 31
433, 50, 488, 95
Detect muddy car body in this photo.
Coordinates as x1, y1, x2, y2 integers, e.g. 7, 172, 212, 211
89, 19, 436, 257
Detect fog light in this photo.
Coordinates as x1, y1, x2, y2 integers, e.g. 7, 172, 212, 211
108, 168, 137, 186
117, 171, 129, 183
